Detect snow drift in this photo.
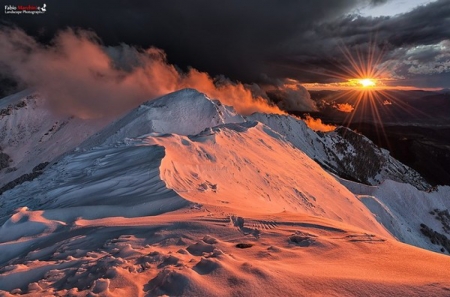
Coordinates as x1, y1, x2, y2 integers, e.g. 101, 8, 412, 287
0, 88, 449, 296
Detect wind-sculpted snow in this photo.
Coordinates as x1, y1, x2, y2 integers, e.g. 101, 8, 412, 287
0, 141, 190, 264
0, 120, 388, 245
79, 88, 245, 149
0, 88, 428, 192
149, 121, 388, 232
1, 88, 449, 295
0, 88, 243, 191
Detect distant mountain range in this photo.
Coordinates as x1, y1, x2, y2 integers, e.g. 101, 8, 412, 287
306, 89, 450, 125
290, 90, 450, 186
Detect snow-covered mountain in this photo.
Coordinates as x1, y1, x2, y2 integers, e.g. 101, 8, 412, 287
77, 89, 245, 149
339, 177, 450, 254
248, 113, 430, 190
0, 90, 108, 188
0, 88, 429, 192
0, 88, 449, 296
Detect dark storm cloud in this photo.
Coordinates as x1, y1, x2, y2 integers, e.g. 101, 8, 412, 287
1, 0, 449, 88
381, 40, 450, 77
369, 0, 389, 4
276, 0, 450, 86
325, 0, 450, 47
2, 0, 364, 82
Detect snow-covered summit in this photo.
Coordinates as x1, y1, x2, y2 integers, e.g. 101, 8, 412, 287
0, 88, 243, 189
0, 87, 428, 193
78, 88, 245, 149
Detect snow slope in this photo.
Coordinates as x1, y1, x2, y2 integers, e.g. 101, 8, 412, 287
248, 113, 430, 190
339, 177, 450, 254
1, 89, 450, 295
78, 88, 244, 149
0, 90, 108, 187
0, 88, 242, 191
0, 88, 428, 195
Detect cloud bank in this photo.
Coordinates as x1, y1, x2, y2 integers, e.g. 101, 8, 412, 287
265, 80, 318, 112
0, 28, 283, 118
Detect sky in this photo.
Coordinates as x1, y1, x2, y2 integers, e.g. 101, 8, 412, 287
0, 0, 449, 108
357, 0, 435, 16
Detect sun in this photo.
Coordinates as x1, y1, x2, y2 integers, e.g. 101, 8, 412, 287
357, 78, 377, 88
347, 78, 378, 89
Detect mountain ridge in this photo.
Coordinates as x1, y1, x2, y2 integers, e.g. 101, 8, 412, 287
1, 88, 450, 295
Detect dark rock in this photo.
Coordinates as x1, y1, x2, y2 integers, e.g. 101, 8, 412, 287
14, 100, 27, 109
0, 162, 49, 196
420, 222, 450, 253
0, 152, 12, 170
33, 162, 49, 172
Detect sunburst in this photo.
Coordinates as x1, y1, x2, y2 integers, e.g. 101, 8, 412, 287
357, 78, 377, 88
298, 38, 432, 149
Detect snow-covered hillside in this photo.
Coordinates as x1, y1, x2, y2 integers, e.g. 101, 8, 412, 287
1, 88, 449, 295
78, 89, 245, 149
0, 89, 244, 192
249, 113, 430, 190
0, 90, 108, 187
339, 177, 450, 254
0, 88, 428, 195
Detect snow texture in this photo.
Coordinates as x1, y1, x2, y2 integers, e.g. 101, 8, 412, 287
0, 88, 449, 296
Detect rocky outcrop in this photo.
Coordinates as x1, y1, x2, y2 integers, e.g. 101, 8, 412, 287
0, 147, 12, 171
0, 162, 49, 196
326, 127, 429, 190
420, 223, 450, 253
0, 100, 27, 117
248, 113, 430, 190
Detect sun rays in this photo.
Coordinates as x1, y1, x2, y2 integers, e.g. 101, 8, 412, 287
299, 38, 436, 150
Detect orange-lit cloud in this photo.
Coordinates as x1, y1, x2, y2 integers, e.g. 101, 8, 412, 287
335, 103, 354, 113
0, 28, 282, 119
303, 115, 336, 132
